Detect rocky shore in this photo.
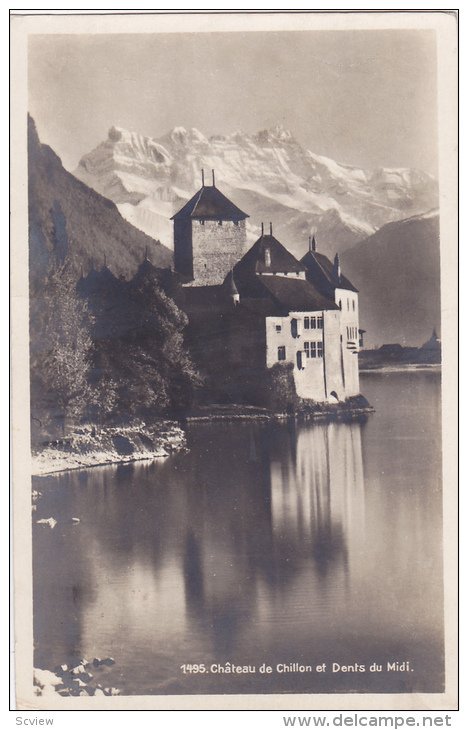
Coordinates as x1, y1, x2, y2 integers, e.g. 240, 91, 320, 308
31, 421, 187, 476
32, 397, 374, 477
34, 657, 121, 698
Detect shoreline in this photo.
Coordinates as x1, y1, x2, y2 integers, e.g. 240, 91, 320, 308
32, 402, 374, 478
359, 363, 441, 373
31, 422, 187, 477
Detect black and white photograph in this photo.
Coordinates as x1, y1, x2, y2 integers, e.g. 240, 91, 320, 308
10, 10, 458, 711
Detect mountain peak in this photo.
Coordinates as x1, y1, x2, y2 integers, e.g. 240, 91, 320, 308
255, 124, 295, 145
165, 126, 208, 145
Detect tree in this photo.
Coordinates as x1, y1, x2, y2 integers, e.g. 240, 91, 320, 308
79, 260, 200, 421
30, 261, 94, 434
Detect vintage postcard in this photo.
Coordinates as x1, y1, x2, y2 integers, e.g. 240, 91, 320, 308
10, 11, 458, 711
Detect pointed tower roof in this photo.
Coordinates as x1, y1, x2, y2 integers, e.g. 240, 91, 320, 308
301, 238, 358, 295
234, 227, 306, 279
420, 328, 441, 350
171, 178, 248, 221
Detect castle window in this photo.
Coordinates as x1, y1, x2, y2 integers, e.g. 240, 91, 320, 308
310, 342, 317, 358
304, 342, 310, 358
277, 346, 286, 361
317, 316, 323, 329
296, 351, 304, 370
276, 324, 282, 333
218, 220, 223, 226
200, 220, 205, 225
304, 317, 310, 329
347, 299, 350, 311
339, 300, 342, 309
352, 300, 355, 311
291, 318, 299, 338
310, 317, 317, 329
317, 341, 323, 358
234, 220, 239, 226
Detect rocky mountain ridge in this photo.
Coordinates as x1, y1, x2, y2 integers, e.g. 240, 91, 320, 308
74, 124, 438, 258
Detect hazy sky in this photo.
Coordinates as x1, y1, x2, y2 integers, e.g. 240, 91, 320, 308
29, 30, 438, 175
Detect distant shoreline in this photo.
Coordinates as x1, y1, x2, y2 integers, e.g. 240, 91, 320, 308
359, 363, 441, 374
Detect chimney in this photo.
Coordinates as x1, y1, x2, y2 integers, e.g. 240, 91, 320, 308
265, 247, 271, 267
145, 246, 148, 261
333, 253, 341, 281
201, 168, 205, 186
212, 169, 215, 186
269, 222, 273, 236
261, 222, 264, 236
104, 253, 107, 267
311, 235, 317, 252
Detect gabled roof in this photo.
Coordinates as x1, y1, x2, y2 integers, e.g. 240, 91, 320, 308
301, 250, 358, 294
171, 185, 248, 221
257, 275, 338, 313
235, 233, 306, 278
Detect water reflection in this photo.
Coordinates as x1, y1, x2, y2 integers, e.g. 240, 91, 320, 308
33, 373, 444, 695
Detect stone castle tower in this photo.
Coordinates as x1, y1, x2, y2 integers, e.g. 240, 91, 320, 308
171, 170, 248, 286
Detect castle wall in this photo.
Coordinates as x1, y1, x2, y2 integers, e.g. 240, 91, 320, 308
265, 309, 355, 402
323, 310, 346, 400
174, 218, 193, 279
335, 288, 360, 396
189, 219, 247, 286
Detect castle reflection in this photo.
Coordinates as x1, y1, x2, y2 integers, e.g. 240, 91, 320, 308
33, 419, 368, 668
33, 374, 445, 695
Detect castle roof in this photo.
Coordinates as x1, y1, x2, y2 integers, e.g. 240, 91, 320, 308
257, 275, 338, 313
235, 233, 306, 278
301, 250, 358, 294
171, 185, 248, 221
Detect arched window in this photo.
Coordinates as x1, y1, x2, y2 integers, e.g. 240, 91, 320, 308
291, 318, 299, 338
296, 351, 303, 370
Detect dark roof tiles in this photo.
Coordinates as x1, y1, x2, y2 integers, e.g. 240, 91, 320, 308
171, 185, 248, 221
235, 233, 306, 278
301, 250, 358, 293
257, 275, 338, 313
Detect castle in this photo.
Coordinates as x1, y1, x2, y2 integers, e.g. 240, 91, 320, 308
171, 171, 362, 404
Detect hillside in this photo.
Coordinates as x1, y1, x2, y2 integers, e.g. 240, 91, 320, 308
341, 211, 440, 347
28, 116, 173, 291
73, 124, 438, 258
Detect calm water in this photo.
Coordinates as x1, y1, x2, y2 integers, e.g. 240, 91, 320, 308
33, 371, 444, 695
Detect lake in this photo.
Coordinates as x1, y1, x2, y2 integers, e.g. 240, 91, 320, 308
32, 370, 444, 696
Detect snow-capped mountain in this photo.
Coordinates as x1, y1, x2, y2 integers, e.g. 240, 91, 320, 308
74, 124, 438, 257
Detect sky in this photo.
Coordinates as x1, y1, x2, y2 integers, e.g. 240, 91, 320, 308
28, 29, 438, 175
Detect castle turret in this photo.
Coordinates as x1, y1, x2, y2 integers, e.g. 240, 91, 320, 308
333, 253, 341, 283
225, 270, 240, 305
171, 171, 249, 287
